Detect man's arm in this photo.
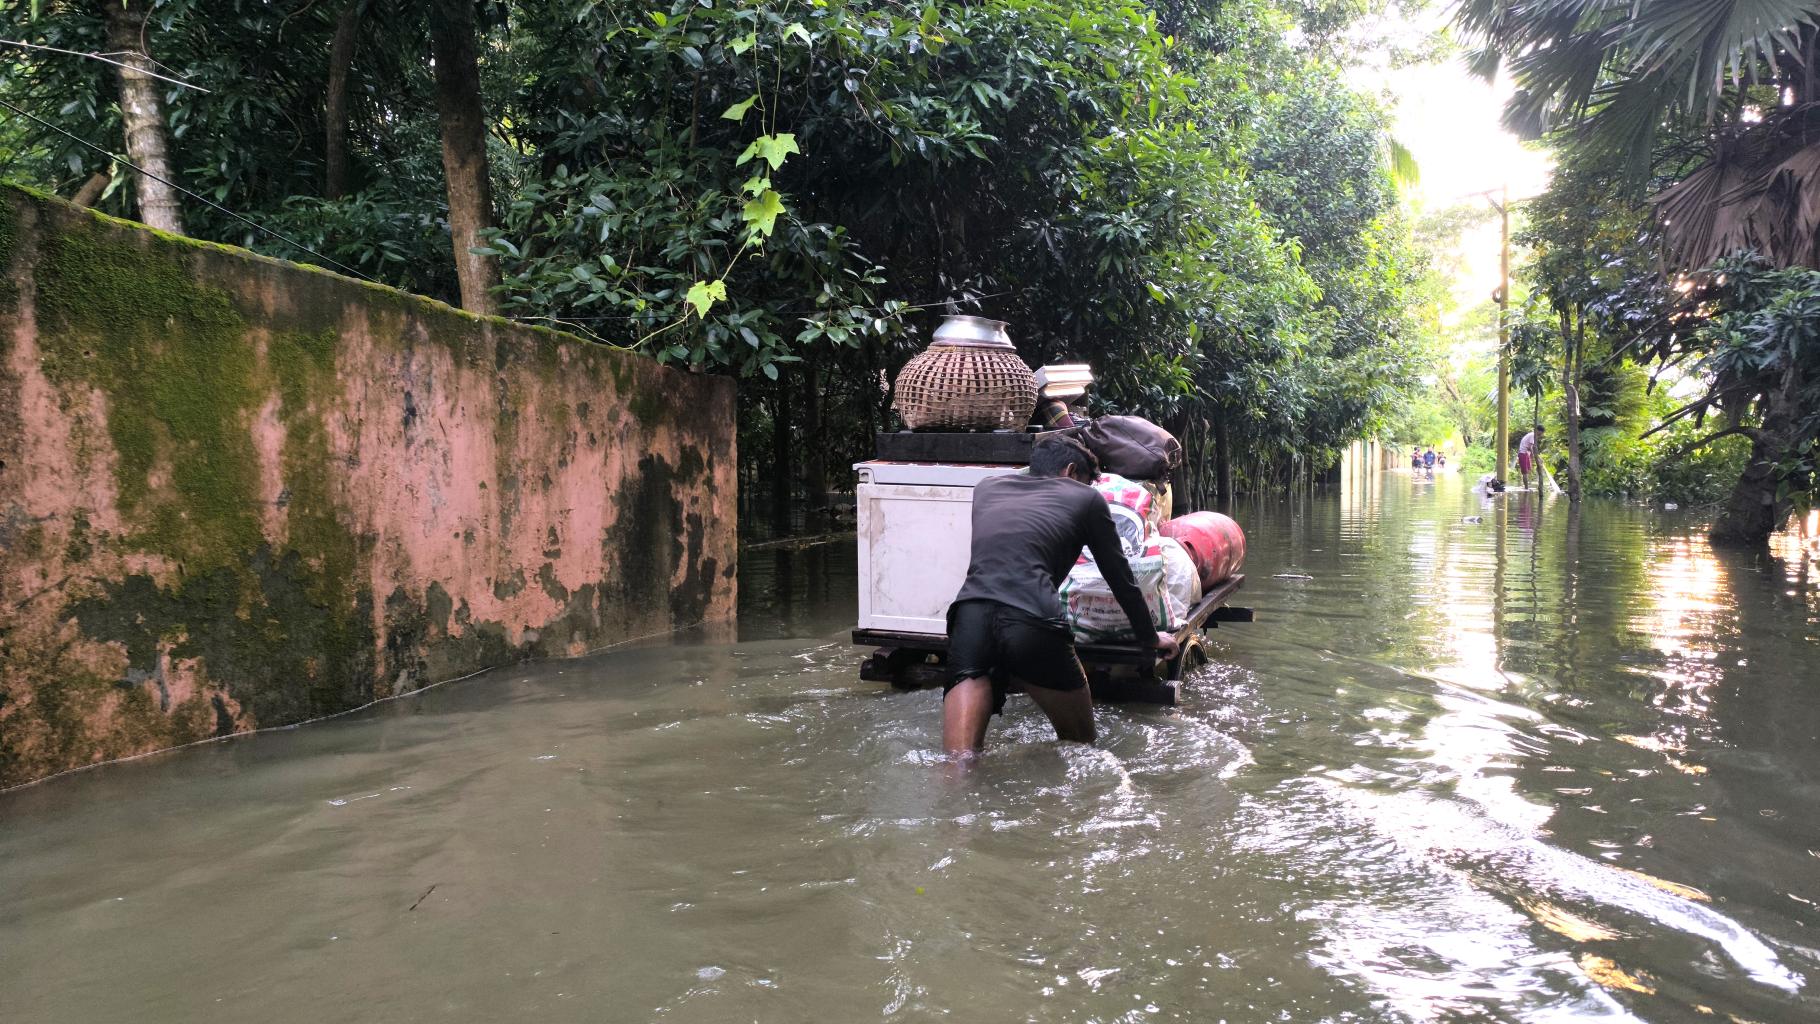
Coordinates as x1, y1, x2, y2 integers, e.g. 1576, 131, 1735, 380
1081, 500, 1162, 647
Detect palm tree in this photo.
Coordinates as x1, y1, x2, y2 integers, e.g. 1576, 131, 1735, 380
1455, 0, 1820, 269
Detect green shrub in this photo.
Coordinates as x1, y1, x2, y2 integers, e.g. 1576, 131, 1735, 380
1460, 444, 1495, 476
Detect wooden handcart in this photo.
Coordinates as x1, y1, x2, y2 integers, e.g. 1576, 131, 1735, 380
853, 575, 1251, 706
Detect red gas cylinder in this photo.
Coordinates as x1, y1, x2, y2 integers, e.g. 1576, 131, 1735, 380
1160, 511, 1246, 589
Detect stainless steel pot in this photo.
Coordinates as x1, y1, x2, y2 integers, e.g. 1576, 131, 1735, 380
931, 315, 1012, 349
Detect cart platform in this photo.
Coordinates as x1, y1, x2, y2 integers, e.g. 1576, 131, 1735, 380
853, 574, 1250, 706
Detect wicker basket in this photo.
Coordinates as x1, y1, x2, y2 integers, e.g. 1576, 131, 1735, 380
893, 317, 1037, 431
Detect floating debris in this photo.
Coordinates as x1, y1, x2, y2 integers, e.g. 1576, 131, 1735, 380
326, 785, 410, 807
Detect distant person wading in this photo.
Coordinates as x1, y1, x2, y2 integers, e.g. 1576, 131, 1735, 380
1518, 425, 1545, 490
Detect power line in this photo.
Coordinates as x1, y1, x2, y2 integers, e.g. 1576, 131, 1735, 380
0, 39, 211, 92
0, 98, 375, 283
505, 290, 1016, 323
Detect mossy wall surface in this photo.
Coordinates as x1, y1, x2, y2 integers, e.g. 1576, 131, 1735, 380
0, 185, 737, 788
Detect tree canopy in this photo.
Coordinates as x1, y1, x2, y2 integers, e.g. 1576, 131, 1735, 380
2, 0, 1439, 510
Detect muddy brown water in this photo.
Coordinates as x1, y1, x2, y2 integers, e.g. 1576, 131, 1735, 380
4, 471, 1817, 1022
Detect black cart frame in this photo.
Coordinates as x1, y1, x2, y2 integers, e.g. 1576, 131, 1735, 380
852, 575, 1251, 706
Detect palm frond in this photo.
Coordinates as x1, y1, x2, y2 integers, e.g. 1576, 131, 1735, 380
1463, 45, 1504, 82
1653, 103, 1820, 268
1456, 0, 1820, 136
1625, 0, 1819, 114
1580, 67, 1687, 169
1772, 141, 1820, 265
1384, 136, 1420, 189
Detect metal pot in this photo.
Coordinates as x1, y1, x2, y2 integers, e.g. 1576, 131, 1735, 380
931, 315, 1013, 349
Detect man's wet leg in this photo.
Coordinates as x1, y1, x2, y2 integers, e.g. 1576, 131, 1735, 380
943, 676, 994, 756
1019, 678, 1096, 744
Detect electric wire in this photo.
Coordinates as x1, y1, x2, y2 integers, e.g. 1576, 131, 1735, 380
0, 39, 211, 92
504, 290, 1014, 323
0, 97, 376, 283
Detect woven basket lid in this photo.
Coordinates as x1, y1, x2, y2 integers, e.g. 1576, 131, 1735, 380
930, 315, 1013, 350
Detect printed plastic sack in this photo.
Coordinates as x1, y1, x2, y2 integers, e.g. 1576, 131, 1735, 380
1156, 536, 1201, 614
1059, 554, 1173, 642
1077, 473, 1160, 565
1079, 502, 1149, 564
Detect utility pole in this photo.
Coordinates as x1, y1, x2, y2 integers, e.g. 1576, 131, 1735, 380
1492, 184, 1511, 481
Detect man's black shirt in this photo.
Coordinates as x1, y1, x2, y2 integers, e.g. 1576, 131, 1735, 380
951, 473, 1159, 645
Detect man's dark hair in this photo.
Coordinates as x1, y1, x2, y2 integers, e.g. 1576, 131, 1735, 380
1029, 434, 1100, 479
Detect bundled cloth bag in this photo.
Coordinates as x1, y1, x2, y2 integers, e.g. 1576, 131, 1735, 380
1090, 472, 1163, 538
1060, 553, 1174, 642
1078, 416, 1182, 482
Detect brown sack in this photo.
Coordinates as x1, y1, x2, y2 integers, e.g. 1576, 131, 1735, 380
1078, 415, 1182, 481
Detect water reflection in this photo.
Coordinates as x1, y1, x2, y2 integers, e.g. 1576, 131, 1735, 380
1, 473, 1816, 1023
738, 541, 857, 641
1225, 472, 1816, 1020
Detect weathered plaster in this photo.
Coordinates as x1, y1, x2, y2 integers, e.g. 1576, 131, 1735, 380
0, 184, 737, 788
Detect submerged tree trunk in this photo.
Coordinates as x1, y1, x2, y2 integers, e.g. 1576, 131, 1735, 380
771, 383, 793, 533
1560, 310, 1584, 502
324, 2, 363, 200
1707, 260, 1820, 543
1711, 359, 1809, 545
1164, 411, 1194, 508
1563, 389, 1583, 500
104, 1, 183, 234
802, 366, 827, 507
1711, 431, 1791, 546
1213, 411, 1233, 508
427, 0, 500, 315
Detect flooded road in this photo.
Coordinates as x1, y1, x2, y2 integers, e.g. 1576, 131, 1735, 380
4, 471, 1817, 1023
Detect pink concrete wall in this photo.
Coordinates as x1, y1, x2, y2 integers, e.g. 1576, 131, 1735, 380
0, 186, 736, 788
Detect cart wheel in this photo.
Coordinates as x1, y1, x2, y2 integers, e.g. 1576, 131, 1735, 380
1179, 636, 1208, 669
1168, 634, 1208, 683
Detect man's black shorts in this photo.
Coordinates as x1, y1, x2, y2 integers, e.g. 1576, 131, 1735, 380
945, 599, 1088, 715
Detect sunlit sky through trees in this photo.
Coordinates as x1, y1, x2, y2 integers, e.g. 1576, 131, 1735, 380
1348, 7, 1553, 325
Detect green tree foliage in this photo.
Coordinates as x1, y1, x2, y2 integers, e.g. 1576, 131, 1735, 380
1224, 63, 1427, 495
2, 0, 1436, 512
1457, 0, 1820, 539
1512, 157, 1664, 500
1646, 260, 1820, 536
0, 0, 462, 297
